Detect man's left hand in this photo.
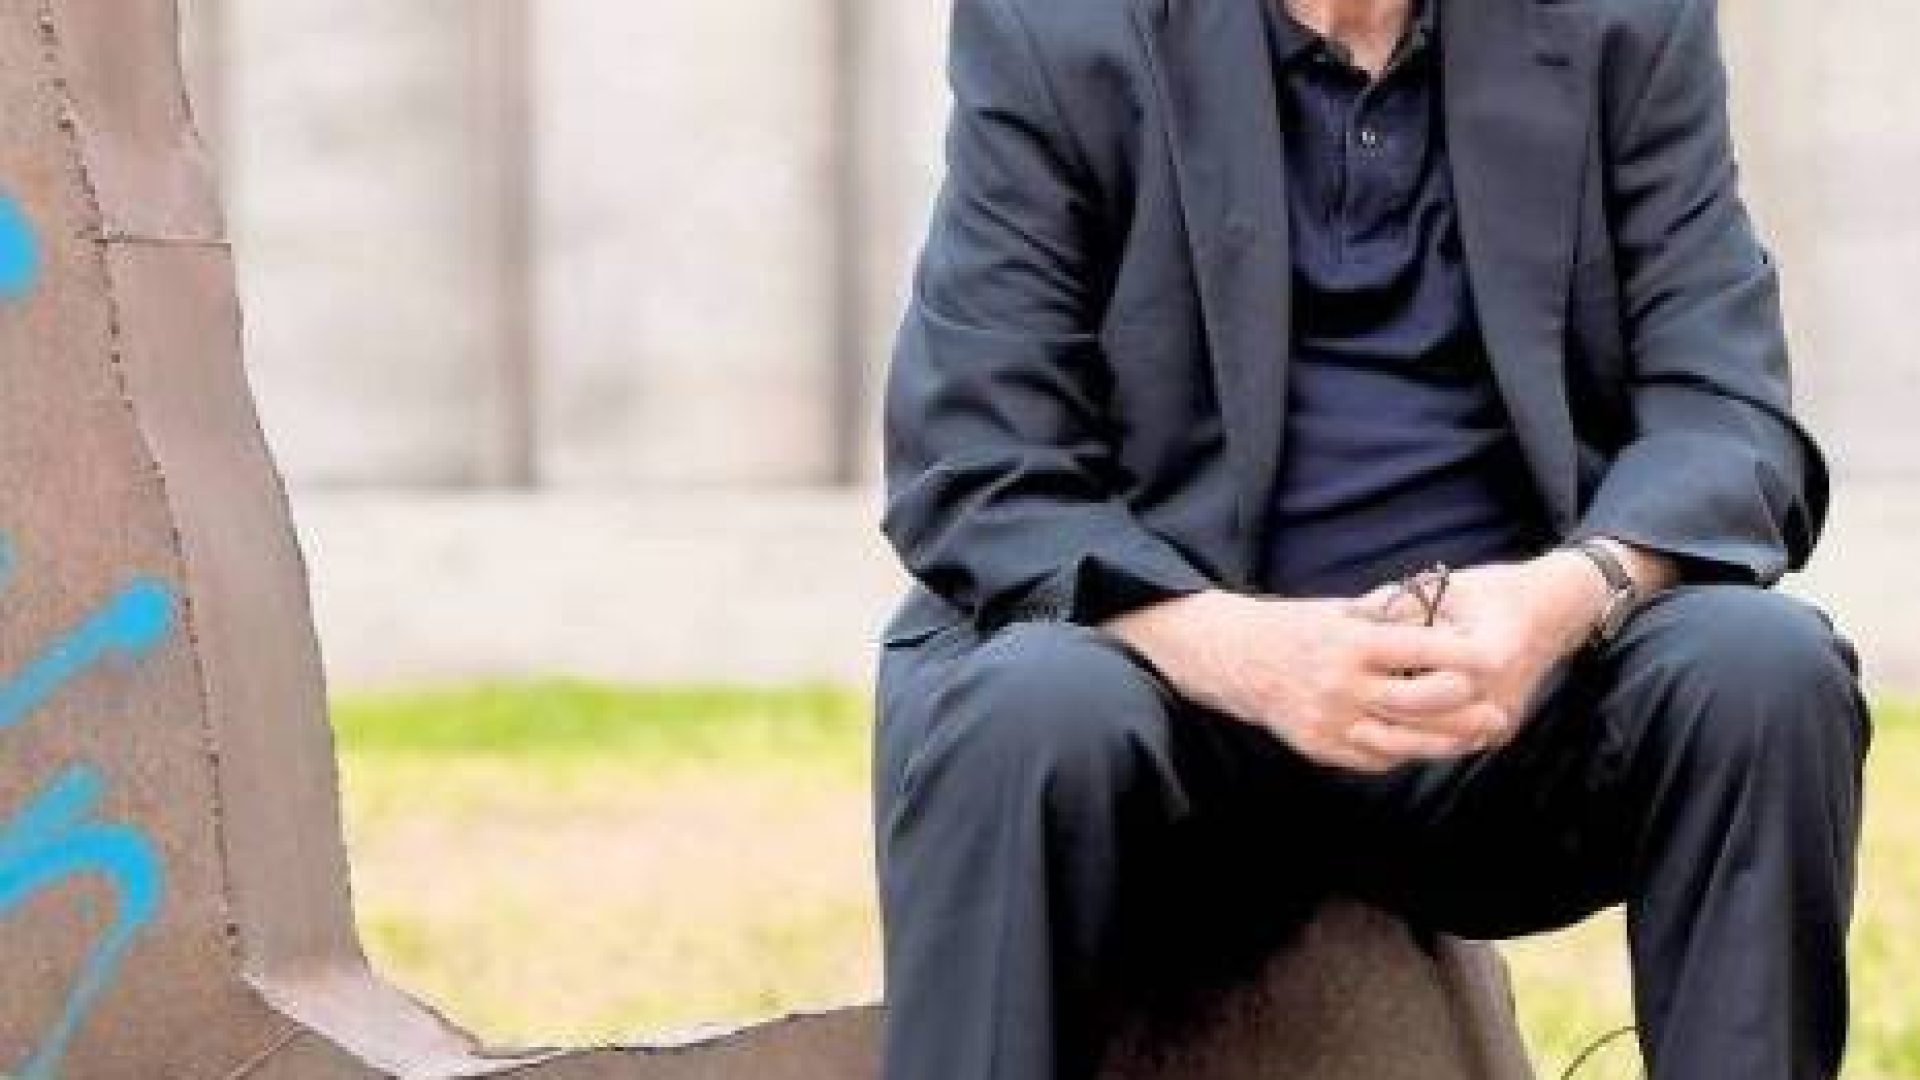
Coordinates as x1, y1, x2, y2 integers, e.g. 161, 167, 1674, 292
1353, 550, 1619, 748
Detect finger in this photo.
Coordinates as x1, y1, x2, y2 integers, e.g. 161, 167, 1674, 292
1380, 585, 1429, 625
1339, 749, 1401, 775
1479, 700, 1526, 747
1346, 584, 1417, 624
1318, 738, 1400, 776
1374, 702, 1505, 746
1345, 718, 1477, 765
1354, 622, 1490, 676
1364, 668, 1478, 719
1260, 721, 1395, 775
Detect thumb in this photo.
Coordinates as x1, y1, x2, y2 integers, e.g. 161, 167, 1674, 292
1348, 583, 1419, 625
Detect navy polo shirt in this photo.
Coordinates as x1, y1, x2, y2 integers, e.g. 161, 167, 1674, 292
1257, 0, 1552, 598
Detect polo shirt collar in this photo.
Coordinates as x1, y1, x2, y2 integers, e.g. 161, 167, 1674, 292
1267, 0, 1438, 72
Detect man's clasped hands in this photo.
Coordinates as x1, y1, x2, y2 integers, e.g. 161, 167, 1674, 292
1101, 548, 1645, 773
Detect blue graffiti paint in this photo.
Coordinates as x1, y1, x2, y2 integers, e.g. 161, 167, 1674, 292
0, 194, 38, 299
0, 579, 175, 733
0, 549, 175, 1080
0, 767, 163, 1080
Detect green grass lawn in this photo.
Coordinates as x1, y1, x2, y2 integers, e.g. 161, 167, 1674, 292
334, 683, 1918, 1076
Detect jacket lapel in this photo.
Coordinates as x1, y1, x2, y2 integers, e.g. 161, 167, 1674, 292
1137, 0, 1598, 567
1133, 0, 1291, 585
1443, 0, 1598, 531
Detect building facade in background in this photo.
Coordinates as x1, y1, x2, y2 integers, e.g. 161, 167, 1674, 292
175, 1, 1920, 688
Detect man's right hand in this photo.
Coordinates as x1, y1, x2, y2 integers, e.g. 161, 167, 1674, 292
1101, 590, 1507, 774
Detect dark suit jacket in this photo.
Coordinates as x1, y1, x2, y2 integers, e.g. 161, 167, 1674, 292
876, 0, 1827, 648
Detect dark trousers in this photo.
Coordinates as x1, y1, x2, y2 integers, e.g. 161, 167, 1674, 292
872, 585, 1870, 1080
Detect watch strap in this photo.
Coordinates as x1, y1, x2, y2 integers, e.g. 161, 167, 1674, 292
1563, 538, 1641, 646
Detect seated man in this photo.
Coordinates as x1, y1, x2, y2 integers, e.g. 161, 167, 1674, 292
869, 0, 1871, 1077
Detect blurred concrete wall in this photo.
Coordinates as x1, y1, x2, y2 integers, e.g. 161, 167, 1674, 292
1720, 5, 1920, 687
536, 0, 847, 486
184, 0, 875, 489
174, 2, 1920, 688
187, 0, 501, 485
1725, 4, 1920, 480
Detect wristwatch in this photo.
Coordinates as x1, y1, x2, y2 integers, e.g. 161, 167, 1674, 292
1563, 538, 1642, 647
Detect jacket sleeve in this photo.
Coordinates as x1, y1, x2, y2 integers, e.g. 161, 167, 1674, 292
1574, 0, 1829, 584
878, 0, 1214, 630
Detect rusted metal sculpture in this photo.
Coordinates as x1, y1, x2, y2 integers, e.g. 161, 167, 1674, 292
0, 2, 1534, 1076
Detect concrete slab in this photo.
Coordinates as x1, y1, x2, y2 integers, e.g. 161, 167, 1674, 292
285, 484, 1912, 695
288, 488, 901, 689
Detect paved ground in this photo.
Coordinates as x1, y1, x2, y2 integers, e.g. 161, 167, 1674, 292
291, 488, 903, 689
290, 482, 1918, 692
